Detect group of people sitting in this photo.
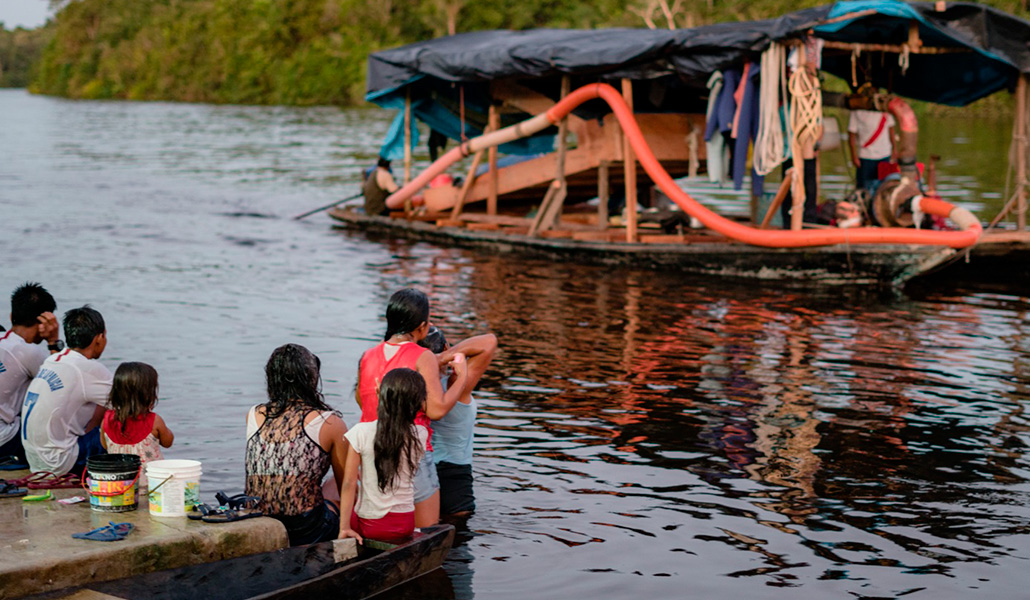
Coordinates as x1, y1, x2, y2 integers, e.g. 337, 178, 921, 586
0, 283, 496, 547
0, 284, 173, 479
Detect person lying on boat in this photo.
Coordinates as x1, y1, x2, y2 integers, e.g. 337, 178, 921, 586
246, 344, 349, 546
356, 288, 469, 528
340, 368, 436, 543
363, 157, 399, 217
0, 283, 62, 467
22, 306, 111, 477
419, 327, 497, 517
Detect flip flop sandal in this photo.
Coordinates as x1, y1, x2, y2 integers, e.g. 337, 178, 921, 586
72, 521, 134, 542
201, 508, 264, 523
0, 456, 29, 471
0, 480, 28, 498
214, 492, 262, 510
26, 473, 80, 489
187, 503, 217, 521
7, 472, 53, 487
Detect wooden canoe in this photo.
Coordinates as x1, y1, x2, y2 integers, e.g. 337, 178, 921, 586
40, 525, 455, 600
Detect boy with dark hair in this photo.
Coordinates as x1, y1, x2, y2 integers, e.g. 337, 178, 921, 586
22, 305, 111, 475
0, 283, 62, 465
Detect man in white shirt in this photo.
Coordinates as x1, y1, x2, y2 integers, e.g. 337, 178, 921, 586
22, 305, 111, 476
0, 283, 62, 465
848, 108, 897, 191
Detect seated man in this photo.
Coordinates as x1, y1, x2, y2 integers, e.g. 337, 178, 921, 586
22, 306, 111, 476
362, 157, 399, 217
0, 283, 62, 465
420, 327, 497, 516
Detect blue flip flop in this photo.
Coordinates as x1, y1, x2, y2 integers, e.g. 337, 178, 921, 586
0, 456, 29, 471
72, 522, 135, 542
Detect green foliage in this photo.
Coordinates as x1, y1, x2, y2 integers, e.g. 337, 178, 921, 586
0, 24, 51, 87
25, 0, 1030, 106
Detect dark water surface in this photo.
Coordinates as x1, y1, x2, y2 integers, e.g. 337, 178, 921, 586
2, 89, 1030, 599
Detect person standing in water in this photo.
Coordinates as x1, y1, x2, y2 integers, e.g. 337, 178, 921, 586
419, 327, 497, 516
357, 288, 468, 527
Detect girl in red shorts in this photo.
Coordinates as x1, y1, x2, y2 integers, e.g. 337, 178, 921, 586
340, 368, 428, 543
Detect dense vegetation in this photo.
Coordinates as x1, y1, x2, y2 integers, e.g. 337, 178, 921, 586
0, 25, 50, 87
19, 0, 1030, 106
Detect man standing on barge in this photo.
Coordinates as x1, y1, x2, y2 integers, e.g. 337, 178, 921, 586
848, 107, 896, 191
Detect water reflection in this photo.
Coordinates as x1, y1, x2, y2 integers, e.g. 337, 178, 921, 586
2, 89, 1028, 598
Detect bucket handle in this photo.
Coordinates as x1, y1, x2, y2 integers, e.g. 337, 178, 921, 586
147, 473, 175, 495
81, 466, 144, 497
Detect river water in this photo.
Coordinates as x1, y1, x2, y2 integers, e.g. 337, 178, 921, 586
2, 88, 1029, 599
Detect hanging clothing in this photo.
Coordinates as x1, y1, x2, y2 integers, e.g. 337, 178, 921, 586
730, 63, 765, 196
704, 72, 727, 184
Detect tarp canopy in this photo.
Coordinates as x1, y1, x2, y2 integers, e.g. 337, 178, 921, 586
367, 1, 1030, 155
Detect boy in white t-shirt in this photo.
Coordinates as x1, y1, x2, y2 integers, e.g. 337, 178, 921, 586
22, 305, 112, 476
0, 283, 63, 465
848, 108, 897, 191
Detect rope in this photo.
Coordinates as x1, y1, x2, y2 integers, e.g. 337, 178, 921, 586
787, 49, 822, 227
459, 85, 467, 142
753, 43, 788, 176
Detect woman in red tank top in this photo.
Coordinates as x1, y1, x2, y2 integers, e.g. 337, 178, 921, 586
356, 288, 468, 528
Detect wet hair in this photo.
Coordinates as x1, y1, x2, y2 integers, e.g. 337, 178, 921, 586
373, 368, 425, 492
11, 283, 56, 328
63, 305, 105, 350
377, 156, 391, 170
384, 288, 429, 341
418, 326, 448, 354
264, 343, 331, 418
109, 362, 159, 424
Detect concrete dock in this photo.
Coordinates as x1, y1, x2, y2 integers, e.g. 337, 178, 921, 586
1, 470, 288, 599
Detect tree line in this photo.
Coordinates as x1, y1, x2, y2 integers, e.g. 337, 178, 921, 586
4, 0, 1028, 105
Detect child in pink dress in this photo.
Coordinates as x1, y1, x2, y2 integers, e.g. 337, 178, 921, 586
100, 362, 174, 464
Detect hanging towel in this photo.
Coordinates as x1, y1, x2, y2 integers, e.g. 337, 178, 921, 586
731, 63, 765, 195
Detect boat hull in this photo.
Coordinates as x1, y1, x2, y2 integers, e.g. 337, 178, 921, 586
329, 207, 955, 285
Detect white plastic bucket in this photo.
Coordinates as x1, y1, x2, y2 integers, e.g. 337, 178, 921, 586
146, 459, 202, 517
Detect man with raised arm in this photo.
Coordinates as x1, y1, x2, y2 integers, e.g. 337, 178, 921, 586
22, 306, 112, 476
0, 283, 62, 465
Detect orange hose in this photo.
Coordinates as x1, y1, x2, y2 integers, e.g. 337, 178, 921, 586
388, 83, 982, 249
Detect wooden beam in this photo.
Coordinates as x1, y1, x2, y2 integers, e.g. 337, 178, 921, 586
621, 78, 638, 243
597, 160, 610, 229
487, 103, 500, 215
403, 90, 412, 186
1016, 74, 1027, 231
760, 171, 793, 230
820, 40, 969, 55
529, 181, 564, 236
450, 150, 486, 219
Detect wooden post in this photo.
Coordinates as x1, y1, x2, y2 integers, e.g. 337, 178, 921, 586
1016, 74, 1027, 231
598, 160, 610, 229
548, 76, 571, 231
450, 150, 486, 219
621, 78, 638, 243
403, 90, 412, 186
760, 170, 793, 230
487, 103, 500, 215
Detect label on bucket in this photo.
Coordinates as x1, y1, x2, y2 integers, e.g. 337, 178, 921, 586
88, 476, 139, 513
148, 473, 201, 516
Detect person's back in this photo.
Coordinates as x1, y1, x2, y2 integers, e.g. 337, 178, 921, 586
100, 362, 173, 465
0, 283, 60, 461
246, 404, 331, 516
22, 306, 110, 475
363, 158, 398, 217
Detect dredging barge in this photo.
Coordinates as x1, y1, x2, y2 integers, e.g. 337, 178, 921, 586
330, 1, 1030, 285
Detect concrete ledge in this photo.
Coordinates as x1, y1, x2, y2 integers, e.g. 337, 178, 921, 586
0, 471, 288, 599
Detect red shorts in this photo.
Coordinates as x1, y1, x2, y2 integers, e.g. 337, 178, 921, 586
350, 510, 415, 542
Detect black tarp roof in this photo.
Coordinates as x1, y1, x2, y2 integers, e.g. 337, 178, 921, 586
366, 1, 1030, 108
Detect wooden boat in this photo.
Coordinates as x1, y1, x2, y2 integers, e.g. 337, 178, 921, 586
332, 1, 1030, 286
38, 525, 454, 600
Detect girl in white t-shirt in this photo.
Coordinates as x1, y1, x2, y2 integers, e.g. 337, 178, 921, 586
340, 368, 427, 543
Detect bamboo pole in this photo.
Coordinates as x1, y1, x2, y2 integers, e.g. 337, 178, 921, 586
598, 160, 610, 229
621, 78, 638, 243
487, 103, 500, 215
1016, 74, 1027, 231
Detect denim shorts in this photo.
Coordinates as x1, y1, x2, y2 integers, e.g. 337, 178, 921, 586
413, 450, 439, 504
